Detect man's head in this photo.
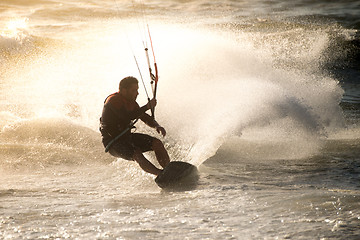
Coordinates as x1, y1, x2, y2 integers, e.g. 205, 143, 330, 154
119, 76, 139, 101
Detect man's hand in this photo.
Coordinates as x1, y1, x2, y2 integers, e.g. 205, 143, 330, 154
148, 98, 157, 110
156, 126, 166, 137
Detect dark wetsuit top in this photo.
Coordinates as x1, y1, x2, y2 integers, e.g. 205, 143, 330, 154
99, 92, 155, 160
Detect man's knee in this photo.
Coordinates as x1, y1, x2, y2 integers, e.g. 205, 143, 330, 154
132, 148, 143, 161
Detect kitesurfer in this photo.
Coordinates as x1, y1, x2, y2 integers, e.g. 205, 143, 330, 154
100, 76, 170, 175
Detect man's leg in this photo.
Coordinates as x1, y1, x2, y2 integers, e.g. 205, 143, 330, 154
133, 149, 162, 175
152, 138, 170, 168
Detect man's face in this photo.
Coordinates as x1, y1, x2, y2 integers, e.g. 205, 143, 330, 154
123, 83, 139, 101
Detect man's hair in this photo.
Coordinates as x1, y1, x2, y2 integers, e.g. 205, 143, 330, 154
119, 76, 138, 92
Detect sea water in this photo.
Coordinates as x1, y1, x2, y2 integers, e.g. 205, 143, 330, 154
1, 0, 359, 239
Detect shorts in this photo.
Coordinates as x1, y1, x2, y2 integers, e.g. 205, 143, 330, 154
107, 133, 155, 160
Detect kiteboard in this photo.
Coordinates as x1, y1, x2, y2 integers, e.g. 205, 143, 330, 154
155, 161, 199, 190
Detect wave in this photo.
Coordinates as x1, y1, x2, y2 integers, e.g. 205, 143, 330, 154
0, 116, 112, 171
0, 27, 34, 60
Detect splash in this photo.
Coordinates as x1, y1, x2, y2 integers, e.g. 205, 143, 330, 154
0, 20, 348, 169
152, 25, 345, 164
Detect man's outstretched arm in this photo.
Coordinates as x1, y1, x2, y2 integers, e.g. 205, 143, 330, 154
140, 113, 166, 137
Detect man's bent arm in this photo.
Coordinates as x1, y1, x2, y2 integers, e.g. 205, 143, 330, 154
128, 105, 149, 120
140, 112, 166, 137
140, 113, 160, 128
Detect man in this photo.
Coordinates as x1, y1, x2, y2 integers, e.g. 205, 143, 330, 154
100, 76, 170, 175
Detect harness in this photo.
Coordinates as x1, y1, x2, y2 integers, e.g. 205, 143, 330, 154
104, 118, 139, 153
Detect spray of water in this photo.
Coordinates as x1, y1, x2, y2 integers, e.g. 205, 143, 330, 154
0, 20, 347, 170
